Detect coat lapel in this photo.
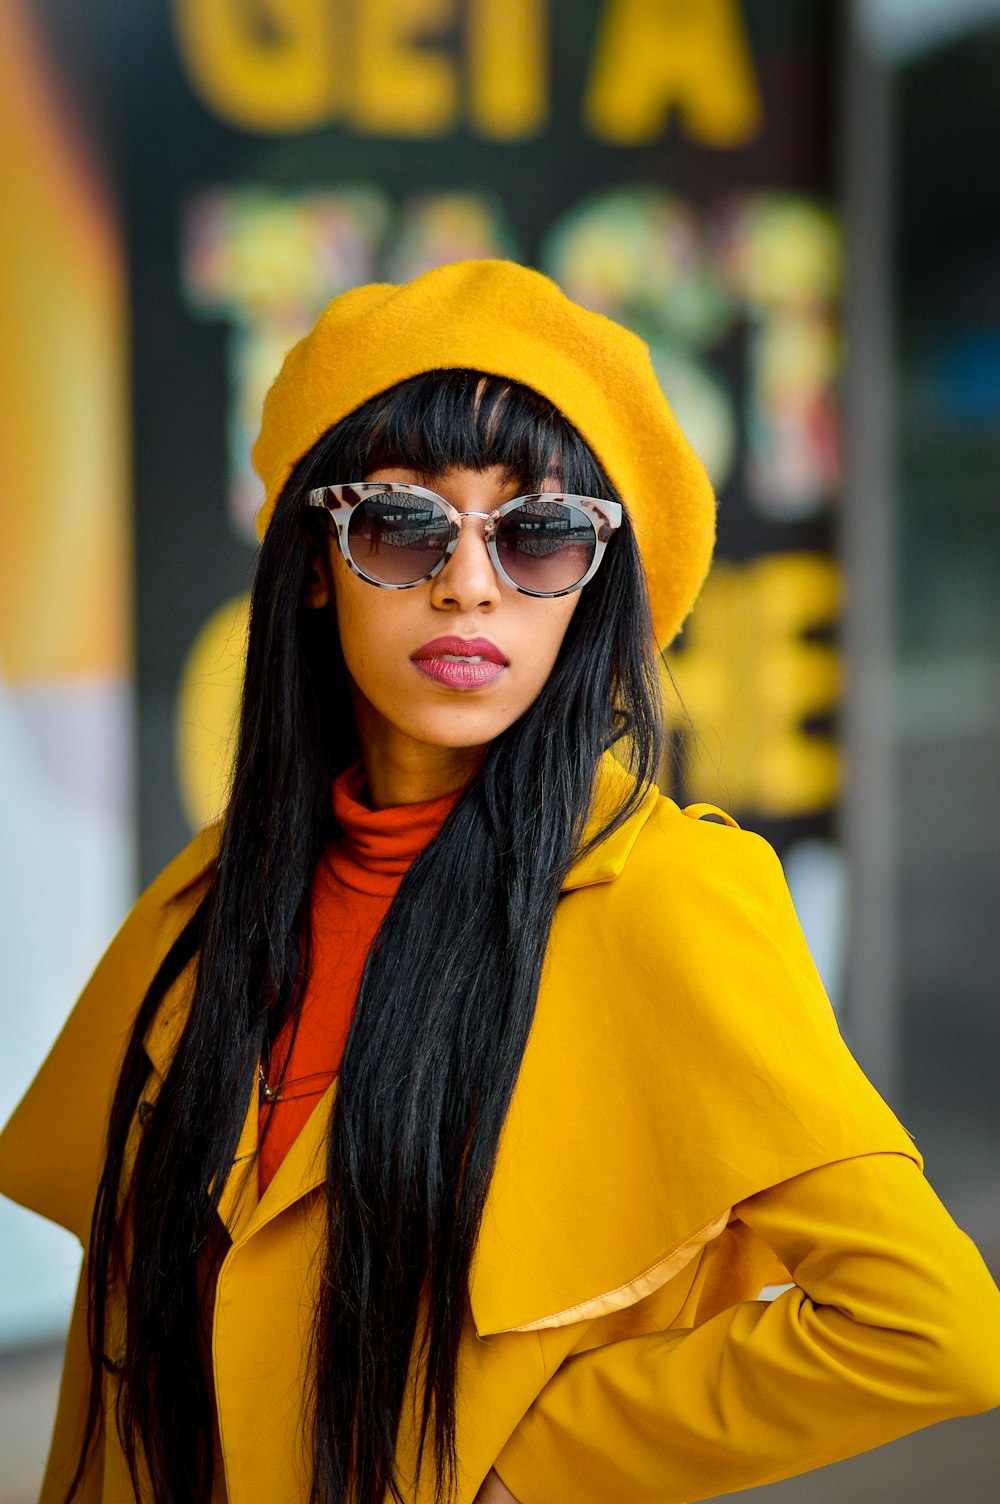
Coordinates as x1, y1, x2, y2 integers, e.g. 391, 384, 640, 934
0, 826, 220, 1241
214, 1083, 260, 1242
240, 1081, 334, 1239
140, 953, 261, 1243
143, 968, 335, 1245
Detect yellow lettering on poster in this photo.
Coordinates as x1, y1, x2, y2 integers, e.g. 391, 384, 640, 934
469, 0, 546, 138
669, 553, 840, 817
586, 0, 761, 146
753, 554, 840, 813
173, 0, 337, 133
176, 593, 249, 829
351, 0, 457, 135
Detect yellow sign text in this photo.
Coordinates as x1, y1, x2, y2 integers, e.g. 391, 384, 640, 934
667, 553, 841, 818
173, 0, 759, 144
174, 0, 547, 138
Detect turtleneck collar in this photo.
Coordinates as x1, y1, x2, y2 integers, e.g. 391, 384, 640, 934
327, 759, 463, 897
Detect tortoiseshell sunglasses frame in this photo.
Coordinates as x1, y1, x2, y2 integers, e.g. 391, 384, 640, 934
306, 481, 622, 597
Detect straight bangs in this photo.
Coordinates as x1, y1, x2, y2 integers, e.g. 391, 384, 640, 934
321, 369, 608, 499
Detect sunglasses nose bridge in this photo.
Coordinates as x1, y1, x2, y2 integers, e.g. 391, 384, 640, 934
454, 508, 497, 524
452, 508, 500, 542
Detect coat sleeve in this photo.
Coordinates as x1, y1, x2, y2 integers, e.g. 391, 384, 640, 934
492, 1151, 1000, 1504
0, 825, 217, 1241
472, 806, 925, 1339
38, 1258, 104, 1504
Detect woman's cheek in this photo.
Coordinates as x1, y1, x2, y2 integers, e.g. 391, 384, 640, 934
332, 571, 400, 689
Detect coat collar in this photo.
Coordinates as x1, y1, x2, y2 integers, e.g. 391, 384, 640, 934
151, 751, 656, 931
563, 752, 660, 889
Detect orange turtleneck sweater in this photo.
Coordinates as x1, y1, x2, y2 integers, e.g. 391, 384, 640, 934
257, 762, 459, 1194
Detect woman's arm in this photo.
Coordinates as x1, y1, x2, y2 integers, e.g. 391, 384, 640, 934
491, 1151, 1000, 1504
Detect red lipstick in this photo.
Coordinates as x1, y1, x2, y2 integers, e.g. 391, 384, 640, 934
410, 636, 509, 691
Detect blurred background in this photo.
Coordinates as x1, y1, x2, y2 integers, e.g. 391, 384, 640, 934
1, 0, 997, 1498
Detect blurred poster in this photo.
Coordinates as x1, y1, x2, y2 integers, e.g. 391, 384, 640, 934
24, 0, 846, 948
151, 0, 845, 995
117, 0, 842, 864
0, 0, 131, 1344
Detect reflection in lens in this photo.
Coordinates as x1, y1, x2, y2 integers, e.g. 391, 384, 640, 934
496, 500, 595, 592
347, 493, 451, 584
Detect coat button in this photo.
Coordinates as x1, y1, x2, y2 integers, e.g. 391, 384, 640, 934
137, 1100, 154, 1126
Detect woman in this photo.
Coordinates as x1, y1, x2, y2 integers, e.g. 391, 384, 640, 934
1, 259, 998, 1504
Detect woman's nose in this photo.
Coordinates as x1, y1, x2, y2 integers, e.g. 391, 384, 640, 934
429, 515, 502, 612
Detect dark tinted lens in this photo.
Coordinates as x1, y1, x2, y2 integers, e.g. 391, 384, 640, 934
495, 500, 596, 593
346, 492, 451, 584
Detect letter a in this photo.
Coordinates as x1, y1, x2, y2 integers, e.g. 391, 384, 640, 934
586, 0, 761, 147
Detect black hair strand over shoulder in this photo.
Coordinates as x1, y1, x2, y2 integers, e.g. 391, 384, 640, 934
74, 371, 664, 1504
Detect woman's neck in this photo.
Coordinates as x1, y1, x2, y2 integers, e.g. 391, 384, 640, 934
352, 686, 484, 808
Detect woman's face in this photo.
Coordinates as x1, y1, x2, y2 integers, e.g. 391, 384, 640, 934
307, 465, 582, 803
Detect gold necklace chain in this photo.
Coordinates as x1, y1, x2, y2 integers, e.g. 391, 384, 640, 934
257, 1061, 337, 1105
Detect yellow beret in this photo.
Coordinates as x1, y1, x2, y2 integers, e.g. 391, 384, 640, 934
252, 259, 715, 647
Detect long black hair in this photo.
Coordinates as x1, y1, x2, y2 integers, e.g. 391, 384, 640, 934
72, 370, 664, 1504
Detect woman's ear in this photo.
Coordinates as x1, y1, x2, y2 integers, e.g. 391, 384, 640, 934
304, 539, 334, 610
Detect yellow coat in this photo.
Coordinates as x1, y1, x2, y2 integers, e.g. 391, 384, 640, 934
2, 770, 999, 1503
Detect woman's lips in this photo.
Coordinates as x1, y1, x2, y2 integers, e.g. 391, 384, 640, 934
410, 636, 509, 691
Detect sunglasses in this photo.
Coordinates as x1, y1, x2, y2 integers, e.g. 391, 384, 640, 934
306, 482, 622, 597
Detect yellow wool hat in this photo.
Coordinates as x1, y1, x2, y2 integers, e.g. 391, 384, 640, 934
252, 259, 716, 647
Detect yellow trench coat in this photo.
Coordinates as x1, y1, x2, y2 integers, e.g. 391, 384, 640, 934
2, 768, 999, 1503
